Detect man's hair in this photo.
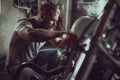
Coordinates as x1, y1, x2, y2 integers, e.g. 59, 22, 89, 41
40, 2, 59, 18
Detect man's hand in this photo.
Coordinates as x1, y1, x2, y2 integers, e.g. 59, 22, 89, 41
49, 37, 65, 48
61, 32, 78, 47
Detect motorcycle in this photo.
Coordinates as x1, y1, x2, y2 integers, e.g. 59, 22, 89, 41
12, 0, 120, 80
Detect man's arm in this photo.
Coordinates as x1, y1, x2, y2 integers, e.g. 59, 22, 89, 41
27, 28, 63, 42
16, 21, 63, 42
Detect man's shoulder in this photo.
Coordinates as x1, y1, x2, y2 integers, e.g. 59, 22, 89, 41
17, 18, 35, 23
14, 18, 34, 31
16, 18, 36, 27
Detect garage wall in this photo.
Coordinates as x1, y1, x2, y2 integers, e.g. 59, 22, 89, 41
0, 0, 26, 71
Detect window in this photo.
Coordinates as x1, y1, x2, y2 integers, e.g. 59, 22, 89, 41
13, 0, 38, 9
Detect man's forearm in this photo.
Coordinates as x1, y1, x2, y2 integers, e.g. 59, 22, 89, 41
28, 28, 63, 42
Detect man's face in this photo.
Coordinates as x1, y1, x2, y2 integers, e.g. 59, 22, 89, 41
52, 8, 60, 21
43, 8, 60, 26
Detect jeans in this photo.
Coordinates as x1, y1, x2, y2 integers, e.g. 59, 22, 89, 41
6, 48, 62, 80
34, 48, 62, 70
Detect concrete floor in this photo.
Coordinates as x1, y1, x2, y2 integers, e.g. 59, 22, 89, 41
0, 72, 12, 80
0, 56, 12, 80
